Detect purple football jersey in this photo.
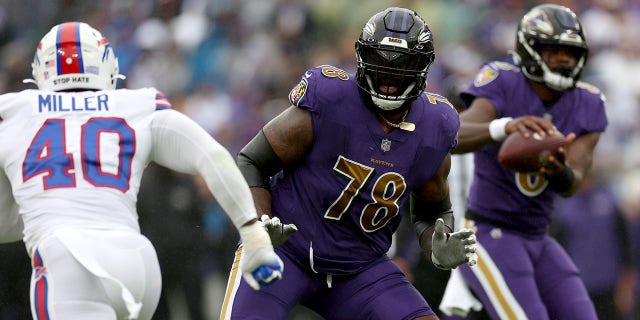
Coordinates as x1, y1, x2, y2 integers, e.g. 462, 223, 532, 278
272, 65, 459, 274
460, 60, 608, 235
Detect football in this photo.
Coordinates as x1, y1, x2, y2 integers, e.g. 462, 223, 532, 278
498, 130, 566, 172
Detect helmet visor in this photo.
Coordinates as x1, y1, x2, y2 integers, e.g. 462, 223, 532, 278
360, 45, 431, 72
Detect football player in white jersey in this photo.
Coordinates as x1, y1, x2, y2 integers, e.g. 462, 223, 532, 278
0, 21, 283, 320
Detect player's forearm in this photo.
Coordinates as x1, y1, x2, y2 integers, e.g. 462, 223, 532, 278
549, 165, 581, 197
453, 121, 494, 154
237, 129, 284, 188
196, 147, 262, 229
250, 187, 273, 217
414, 223, 435, 254
236, 129, 286, 217
557, 133, 598, 197
410, 194, 455, 250
150, 110, 258, 229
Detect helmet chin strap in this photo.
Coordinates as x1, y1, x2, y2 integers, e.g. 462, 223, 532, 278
540, 62, 574, 91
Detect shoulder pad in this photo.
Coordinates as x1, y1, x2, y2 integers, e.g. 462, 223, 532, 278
575, 81, 602, 95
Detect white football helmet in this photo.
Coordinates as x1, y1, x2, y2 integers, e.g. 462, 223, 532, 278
27, 21, 124, 91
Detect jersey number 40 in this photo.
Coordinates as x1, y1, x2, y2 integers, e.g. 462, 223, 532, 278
23, 118, 134, 192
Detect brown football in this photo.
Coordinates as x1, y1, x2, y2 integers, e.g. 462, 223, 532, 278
498, 130, 566, 172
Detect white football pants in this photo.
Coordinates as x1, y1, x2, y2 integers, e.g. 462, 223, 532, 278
30, 229, 162, 320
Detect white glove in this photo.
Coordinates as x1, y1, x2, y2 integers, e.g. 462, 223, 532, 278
239, 221, 284, 290
260, 214, 298, 247
431, 218, 478, 270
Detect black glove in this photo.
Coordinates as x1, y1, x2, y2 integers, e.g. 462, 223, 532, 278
260, 214, 298, 247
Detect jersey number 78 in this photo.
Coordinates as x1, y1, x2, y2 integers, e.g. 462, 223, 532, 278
324, 156, 406, 232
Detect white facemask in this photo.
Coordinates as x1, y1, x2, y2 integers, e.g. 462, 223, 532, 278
366, 76, 416, 111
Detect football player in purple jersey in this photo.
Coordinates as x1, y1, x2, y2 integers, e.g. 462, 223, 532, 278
450, 4, 607, 319
220, 7, 477, 320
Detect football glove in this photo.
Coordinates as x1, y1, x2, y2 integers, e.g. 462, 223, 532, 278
239, 221, 284, 290
260, 214, 298, 247
431, 218, 478, 270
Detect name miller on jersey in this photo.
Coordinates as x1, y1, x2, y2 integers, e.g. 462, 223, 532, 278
37, 93, 110, 113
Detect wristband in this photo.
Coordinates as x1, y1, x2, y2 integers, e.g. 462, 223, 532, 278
489, 117, 513, 141
545, 165, 575, 193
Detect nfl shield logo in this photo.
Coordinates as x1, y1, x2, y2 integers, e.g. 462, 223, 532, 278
381, 139, 391, 152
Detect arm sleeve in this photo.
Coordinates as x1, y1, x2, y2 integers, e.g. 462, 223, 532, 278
0, 169, 23, 243
410, 193, 454, 248
236, 129, 284, 189
149, 109, 257, 229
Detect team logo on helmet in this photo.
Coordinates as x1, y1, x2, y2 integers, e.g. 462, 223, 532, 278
418, 29, 432, 44
288, 78, 308, 107
363, 21, 376, 37
28, 22, 123, 91
523, 10, 554, 35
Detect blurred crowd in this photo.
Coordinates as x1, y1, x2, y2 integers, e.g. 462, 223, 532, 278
1, 0, 640, 319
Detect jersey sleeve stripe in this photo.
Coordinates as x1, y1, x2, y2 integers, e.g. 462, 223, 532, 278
154, 91, 172, 110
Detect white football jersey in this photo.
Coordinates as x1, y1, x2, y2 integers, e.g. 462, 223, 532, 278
0, 88, 257, 256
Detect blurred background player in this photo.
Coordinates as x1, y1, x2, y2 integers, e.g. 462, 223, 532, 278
0, 21, 282, 319
449, 4, 607, 319
220, 7, 477, 320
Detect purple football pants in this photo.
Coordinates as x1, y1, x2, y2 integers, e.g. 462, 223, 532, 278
221, 245, 435, 320
459, 220, 597, 319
